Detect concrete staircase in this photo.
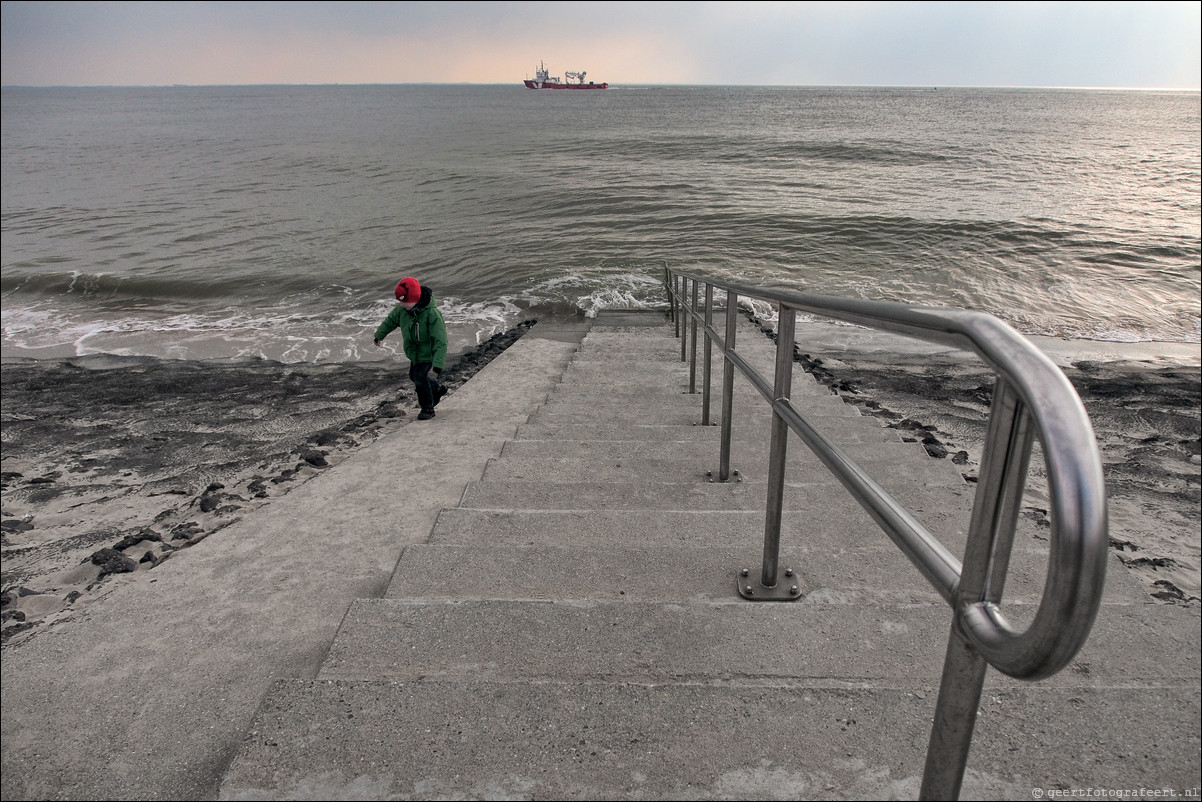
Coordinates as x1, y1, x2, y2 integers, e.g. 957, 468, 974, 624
218, 311, 1199, 800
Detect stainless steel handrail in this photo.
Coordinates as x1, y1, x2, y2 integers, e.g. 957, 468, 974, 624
664, 267, 1108, 801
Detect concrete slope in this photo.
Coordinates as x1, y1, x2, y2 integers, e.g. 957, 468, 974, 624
216, 310, 1200, 801
0, 318, 591, 802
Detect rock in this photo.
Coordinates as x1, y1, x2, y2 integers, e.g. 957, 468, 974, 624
170, 522, 203, 541
89, 547, 138, 577
114, 530, 162, 550
922, 440, 948, 459
296, 447, 329, 468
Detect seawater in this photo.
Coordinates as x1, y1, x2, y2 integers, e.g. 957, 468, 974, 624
2, 84, 1199, 363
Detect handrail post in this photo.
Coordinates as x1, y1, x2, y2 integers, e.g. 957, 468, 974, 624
702, 284, 714, 424
739, 304, 799, 600
719, 293, 737, 482
664, 266, 674, 325
921, 624, 989, 801
672, 272, 680, 338
921, 377, 1035, 799
764, 305, 794, 583
689, 279, 699, 393
679, 276, 688, 363
965, 376, 1035, 605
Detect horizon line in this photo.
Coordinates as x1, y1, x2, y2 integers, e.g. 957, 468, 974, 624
3, 82, 1199, 92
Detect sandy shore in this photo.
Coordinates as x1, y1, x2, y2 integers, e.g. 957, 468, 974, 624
2, 316, 1199, 648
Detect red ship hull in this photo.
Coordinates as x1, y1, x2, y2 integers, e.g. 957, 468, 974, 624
524, 80, 609, 90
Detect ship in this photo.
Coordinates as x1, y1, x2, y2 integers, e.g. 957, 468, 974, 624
523, 60, 608, 90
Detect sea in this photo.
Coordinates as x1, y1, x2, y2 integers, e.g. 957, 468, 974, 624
1, 84, 1199, 363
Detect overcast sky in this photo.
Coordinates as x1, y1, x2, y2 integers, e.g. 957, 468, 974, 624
2, 1, 1199, 89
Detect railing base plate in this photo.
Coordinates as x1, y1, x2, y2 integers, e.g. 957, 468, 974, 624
736, 568, 803, 601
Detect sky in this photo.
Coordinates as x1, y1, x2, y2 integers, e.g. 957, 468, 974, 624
2, 1, 1199, 89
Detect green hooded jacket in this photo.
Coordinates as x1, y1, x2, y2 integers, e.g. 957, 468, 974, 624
373, 287, 448, 370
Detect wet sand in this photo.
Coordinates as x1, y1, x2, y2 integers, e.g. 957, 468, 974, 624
0, 322, 534, 644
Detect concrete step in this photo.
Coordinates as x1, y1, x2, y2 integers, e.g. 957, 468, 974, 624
542, 386, 822, 407
317, 597, 1198, 688
386, 543, 1147, 606
567, 337, 793, 363
490, 439, 954, 483
577, 319, 787, 374
455, 481, 978, 556
459, 479, 974, 518
218, 679, 1200, 800
558, 355, 722, 369
560, 362, 816, 388
479, 449, 966, 486
577, 330, 681, 343
429, 507, 984, 550
497, 437, 928, 462
549, 376, 832, 400
583, 321, 677, 333
562, 346, 812, 368
512, 421, 906, 444
385, 542, 952, 604
535, 395, 858, 420
427, 505, 1031, 560
573, 342, 683, 356
528, 401, 863, 425
479, 439, 966, 485
571, 346, 691, 361
575, 345, 761, 364
549, 369, 827, 393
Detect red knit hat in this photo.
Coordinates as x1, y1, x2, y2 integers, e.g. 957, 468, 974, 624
394, 276, 421, 303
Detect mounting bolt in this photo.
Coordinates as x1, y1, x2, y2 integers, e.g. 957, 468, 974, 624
740, 568, 749, 577
790, 585, 800, 595
745, 586, 754, 596
785, 568, 794, 577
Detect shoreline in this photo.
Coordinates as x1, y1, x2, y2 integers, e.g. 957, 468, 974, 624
0, 322, 534, 645
3, 316, 1199, 648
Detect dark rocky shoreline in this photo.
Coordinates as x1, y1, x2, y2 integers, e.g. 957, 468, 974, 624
0, 321, 535, 644
791, 337, 1201, 605
741, 313, 1200, 605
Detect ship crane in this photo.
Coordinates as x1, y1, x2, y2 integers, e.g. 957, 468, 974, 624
523, 61, 607, 89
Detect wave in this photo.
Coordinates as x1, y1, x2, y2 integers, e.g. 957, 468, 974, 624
3, 85, 1197, 362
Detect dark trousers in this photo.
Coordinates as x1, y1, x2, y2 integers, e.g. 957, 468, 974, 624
409, 361, 440, 413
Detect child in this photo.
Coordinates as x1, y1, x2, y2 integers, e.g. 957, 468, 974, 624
373, 276, 448, 420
